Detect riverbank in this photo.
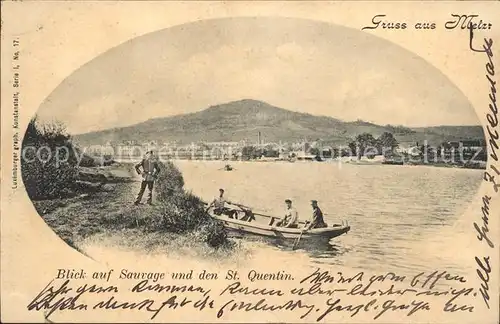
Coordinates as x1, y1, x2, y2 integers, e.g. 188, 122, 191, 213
31, 162, 236, 259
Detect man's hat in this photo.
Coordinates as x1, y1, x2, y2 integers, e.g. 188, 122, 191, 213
311, 200, 318, 204
285, 199, 292, 203
219, 188, 225, 192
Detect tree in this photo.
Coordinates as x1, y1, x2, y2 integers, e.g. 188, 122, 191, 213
21, 116, 79, 200
348, 141, 357, 158
350, 133, 378, 159
384, 124, 415, 135
377, 132, 399, 156
263, 144, 279, 157
309, 147, 320, 157
241, 146, 260, 160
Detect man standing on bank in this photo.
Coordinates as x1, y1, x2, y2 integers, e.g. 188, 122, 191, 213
134, 150, 161, 205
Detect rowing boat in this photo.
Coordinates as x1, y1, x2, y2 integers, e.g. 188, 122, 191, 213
207, 205, 350, 245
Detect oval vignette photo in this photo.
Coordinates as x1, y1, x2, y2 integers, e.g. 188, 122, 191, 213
20, 17, 487, 276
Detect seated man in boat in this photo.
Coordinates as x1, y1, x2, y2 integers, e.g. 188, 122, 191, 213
276, 199, 299, 228
306, 200, 328, 229
239, 208, 255, 222
210, 188, 237, 218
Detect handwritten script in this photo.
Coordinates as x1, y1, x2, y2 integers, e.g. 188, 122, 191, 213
469, 25, 498, 310
27, 267, 478, 322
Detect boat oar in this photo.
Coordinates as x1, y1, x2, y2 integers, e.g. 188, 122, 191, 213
231, 202, 253, 210
204, 202, 213, 214
292, 229, 306, 251
231, 203, 271, 215
293, 221, 311, 250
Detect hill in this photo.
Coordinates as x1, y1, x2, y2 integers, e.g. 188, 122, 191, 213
73, 99, 484, 147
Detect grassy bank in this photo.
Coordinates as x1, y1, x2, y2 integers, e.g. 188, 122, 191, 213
22, 118, 233, 257
31, 161, 234, 256
134, 160, 232, 249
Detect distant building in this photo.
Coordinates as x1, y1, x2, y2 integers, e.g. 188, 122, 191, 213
205, 141, 241, 148
407, 146, 422, 157
441, 140, 485, 149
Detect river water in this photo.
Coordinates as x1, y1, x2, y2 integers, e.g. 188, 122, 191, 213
173, 160, 484, 276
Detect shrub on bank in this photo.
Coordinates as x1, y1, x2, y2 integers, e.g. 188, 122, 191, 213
21, 117, 79, 200
194, 219, 229, 248
155, 160, 185, 198
153, 161, 230, 248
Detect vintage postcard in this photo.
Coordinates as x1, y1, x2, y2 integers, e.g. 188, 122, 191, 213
1, 1, 499, 323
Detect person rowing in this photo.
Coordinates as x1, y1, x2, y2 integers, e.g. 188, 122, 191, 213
306, 200, 328, 229
276, 199, 299, 228
208, 188, 238, 218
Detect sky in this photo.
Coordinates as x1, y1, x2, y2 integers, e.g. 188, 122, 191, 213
36, 17, 479, 135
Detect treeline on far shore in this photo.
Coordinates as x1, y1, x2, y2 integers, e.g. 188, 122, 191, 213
242, 131, 486, 165
76, 131, 487, 170
147, 132, 487, 167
